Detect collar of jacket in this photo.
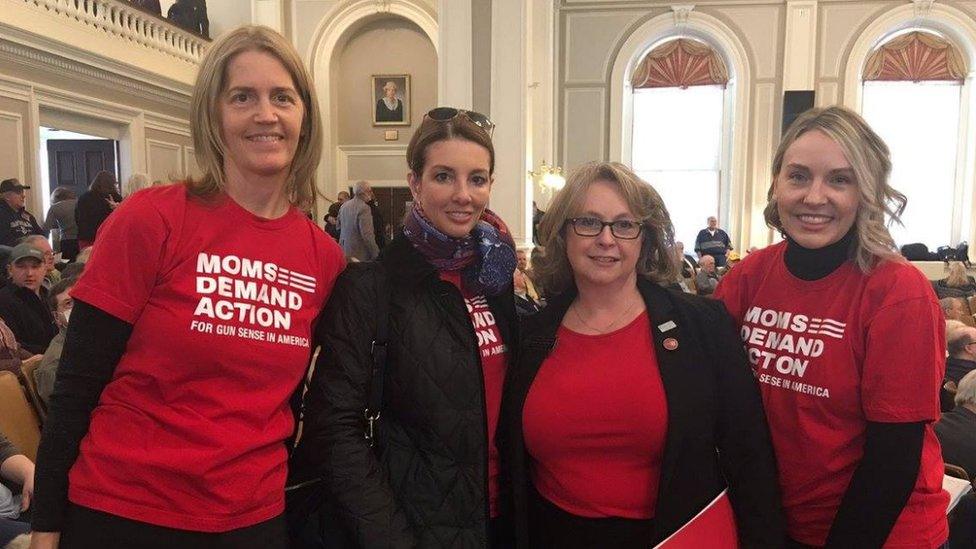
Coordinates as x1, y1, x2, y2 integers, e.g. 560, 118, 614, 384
379, 231, 441, 288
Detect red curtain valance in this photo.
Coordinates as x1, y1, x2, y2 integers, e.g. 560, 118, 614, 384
864, 31, 966, 82
631, 38, 729, 89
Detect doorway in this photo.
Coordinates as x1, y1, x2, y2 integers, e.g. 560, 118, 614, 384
370, 186, 413, 243
39, 127, 118, 214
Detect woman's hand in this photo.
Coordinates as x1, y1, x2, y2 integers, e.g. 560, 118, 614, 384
29, 531, 60, 549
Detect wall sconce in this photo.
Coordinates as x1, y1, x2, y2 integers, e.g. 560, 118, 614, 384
529, 161, 566, 192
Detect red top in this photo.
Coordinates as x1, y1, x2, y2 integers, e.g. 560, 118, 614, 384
523, 311, 668, 519
68, 186, 345, 532
440, 270, 508, 518
715, 242, 949, 548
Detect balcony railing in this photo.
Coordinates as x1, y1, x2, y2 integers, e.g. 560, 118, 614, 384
17, 0, 207, 64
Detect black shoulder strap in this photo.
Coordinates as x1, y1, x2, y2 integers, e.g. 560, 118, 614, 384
364, 263, 390, 444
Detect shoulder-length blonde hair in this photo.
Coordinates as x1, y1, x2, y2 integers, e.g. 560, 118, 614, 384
765, 106, 906, 273
189, 25, 322, 210
534, 161, 677, 295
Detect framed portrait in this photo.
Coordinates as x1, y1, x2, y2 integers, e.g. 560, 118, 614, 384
372, 74, 410, 126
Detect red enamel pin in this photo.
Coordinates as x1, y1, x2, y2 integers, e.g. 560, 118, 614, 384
663, 337, 678, 351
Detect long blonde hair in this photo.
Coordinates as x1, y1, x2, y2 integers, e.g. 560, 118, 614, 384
765, 106, 906, 273
534, 161, 677, 295
188, 25, 323, 210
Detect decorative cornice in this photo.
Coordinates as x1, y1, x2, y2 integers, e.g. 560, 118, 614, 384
0, 37, 192, 109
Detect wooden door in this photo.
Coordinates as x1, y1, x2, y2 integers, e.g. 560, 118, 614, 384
47, 139, 117, 198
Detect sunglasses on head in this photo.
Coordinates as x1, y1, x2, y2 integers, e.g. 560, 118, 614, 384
424, 107, 495, 137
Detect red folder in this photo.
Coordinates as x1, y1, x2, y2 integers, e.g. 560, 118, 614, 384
653, 490, 738, 548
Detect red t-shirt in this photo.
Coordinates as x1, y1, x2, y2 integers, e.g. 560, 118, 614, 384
68, 185, 345, 532
440, 270, 508, 518
523, 311, 668, 519
714, 242, 948, 547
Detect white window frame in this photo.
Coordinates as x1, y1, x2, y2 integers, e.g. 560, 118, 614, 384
609, 11, 750, 251
843, 4, 976, 247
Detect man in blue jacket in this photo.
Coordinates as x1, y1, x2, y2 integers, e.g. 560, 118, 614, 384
0, 179, 44, 248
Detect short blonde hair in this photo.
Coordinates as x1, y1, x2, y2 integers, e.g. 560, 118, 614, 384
765, 106, 906, 273
946, 262, 970, 288
534, 161, 677, 295
189, 25, 322, 210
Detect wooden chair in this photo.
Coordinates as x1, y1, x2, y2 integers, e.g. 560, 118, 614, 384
946, 463, 970, 482
0, 371, 41, 462
19, 355, 46, 423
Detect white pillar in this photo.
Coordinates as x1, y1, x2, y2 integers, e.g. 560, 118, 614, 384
490, 0, 530, 245
783, 0, 817, 91
252, 0, 284, 33
527, 0, 555, 211
438, 0, 473, 108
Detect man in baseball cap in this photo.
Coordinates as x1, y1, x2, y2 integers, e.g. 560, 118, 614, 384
0, 178, 44, 247
0, 242, 57, 353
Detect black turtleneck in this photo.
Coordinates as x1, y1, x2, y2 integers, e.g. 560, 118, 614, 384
783, 228, 855, 281
781, 229, 925, 548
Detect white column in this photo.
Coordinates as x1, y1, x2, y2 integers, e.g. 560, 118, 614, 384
252, 0, 284, 33
490, 0, 530, 245
438, 0, 473, 108
527, 0, 555, 211
783, 0, 818, 91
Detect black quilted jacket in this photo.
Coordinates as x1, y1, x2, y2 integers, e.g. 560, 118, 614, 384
297, 233, 517, 548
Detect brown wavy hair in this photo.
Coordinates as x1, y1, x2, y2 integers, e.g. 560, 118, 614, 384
765, 106, 906, 273
188, 25, 322, 210
534, 161, 677, 295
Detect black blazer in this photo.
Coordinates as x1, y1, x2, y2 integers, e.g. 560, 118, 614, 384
499, 277, 784, 548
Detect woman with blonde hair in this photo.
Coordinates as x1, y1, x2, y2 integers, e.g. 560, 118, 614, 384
30, 25, 345, 548
715, 106, 949, 548
936, 261, 976, 298
500, 161, 782, 548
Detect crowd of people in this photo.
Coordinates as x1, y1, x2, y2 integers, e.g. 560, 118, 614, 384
0, 24, 974, 549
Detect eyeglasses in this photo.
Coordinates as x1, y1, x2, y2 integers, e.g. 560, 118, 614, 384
425, 107, 495, 137
566, 217, 643, 239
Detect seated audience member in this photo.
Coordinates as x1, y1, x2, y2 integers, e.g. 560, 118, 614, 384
516, 248, 541, 300
935, 261, 976, 299
947, 323, 976, 384
935, 369, 976, 479
35, 277, 75, 407
58, 261, 84, 281
20, 235, 59, 288
0, 179, 44, 248
0, 433, 33, 548
0, 315, 30, 375
167, 0, 209, 37
695, 254, 721, 296
526, 246, 546, 298
126, 172, 151, 196
43, 187, 78, 262
514, 268, 543, 317
941, 297, 969, 323
73, 245, 93, 265
673, 241, 697, 278
129, 0, 161, 16
722, 251, 742, 274
0, 243, 57, 354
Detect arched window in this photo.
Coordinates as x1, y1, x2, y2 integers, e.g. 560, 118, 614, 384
860, 30, 968, 249
629, 38, 729, 249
